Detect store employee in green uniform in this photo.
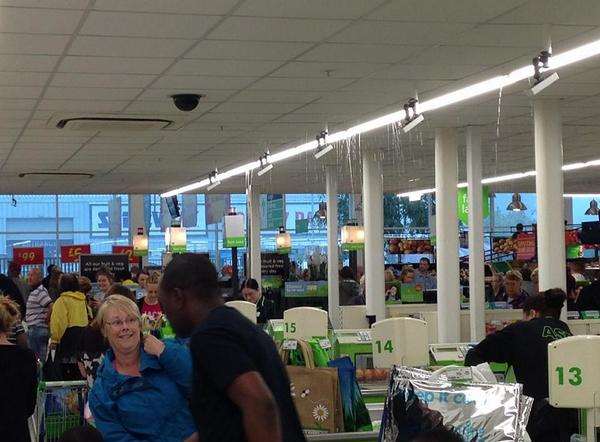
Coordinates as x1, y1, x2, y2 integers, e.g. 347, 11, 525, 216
465, 288, 576, 442
241, 278, 275, 325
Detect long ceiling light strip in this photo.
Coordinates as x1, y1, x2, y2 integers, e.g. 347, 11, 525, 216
161, 37, 600, 198
397, 159, 600, 198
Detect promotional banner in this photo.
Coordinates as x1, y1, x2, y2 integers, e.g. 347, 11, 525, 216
205, 194, 230, 225
181, 194, 198, 227
80, 254, 129, 281
60, 244, 91, 263
108, 196, 122, 239
112, 245, 138, 263
223, 213, 246, 248
13, 247, 44, 265
515, 233, 536, 261
261, 194, 285, 231
456, 186, 490, 225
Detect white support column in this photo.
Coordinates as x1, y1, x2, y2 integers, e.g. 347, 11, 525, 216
435, 128, 461, 343
326, 166, 340, 329
534, 99, 566, 314
563, 197, 573, 225
247, 185, 262, 288
466, 127, 485, 342
128, 194, 148, 267
362, 149, 385, 323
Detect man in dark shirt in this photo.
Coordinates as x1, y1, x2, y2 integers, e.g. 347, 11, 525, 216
465, 288, 575, 442
159, 253, 305, 442
576, 279, 600, 311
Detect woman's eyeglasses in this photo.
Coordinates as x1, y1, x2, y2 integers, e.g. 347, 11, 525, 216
106, 317, 139, 329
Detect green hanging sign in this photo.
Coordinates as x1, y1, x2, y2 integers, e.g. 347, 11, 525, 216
295, 218, 309, 234
457, 186, 490, 225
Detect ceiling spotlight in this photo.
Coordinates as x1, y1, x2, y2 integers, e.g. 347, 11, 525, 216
585, 199, 599, 215
207, 169, 221, 191
529, 50, 559, 95
401, 98, 424, 133
507, 193, 527, 211
256, 151, 273, 177
314, 129, 334, 159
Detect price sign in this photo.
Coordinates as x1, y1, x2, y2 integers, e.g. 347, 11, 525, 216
60, 244, 91, 263
112, 245, 137, 263
13, 247, 44, 265
515, 232, 536, 261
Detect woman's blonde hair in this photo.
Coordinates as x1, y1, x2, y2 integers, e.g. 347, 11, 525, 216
95, 295, 141, 336
0, 295, 20, 334
78, 276, 92, 295
399, 267, 415, 283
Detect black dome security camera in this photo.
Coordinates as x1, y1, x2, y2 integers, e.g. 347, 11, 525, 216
171, 94, 202, 112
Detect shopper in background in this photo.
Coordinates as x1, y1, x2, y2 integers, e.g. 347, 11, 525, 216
91, 268, 113, 308
339, 266, 360, 306
530, 269, 539, 296
89, 295, 197, 442
159, 253, 305, 442
0, 272, 27, 318
136, 270, 150, 291
565, 269, 581, 312
502, 270, 529, 309
414, 257, 437, 290
575, 274, 600, 311
48, 267, 63, 301
26, 267, 53, 360
78, 276, 95, 319
9, 261, 30, 306
465, 288, 575, 442
522, 294, 546, 321
569, 261, 586, 282
511, 223, 524, 240
0, 295, 38, 442
50, 273, 89, 380
241, 278, 274, 324
138, 273, 163, 318
42, 264, 57, 290
106, 284, 135, 302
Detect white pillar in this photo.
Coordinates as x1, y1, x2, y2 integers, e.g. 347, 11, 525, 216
247, 185, 262, 288
326, 166, 340, 328
534, 99, 566, 313
466, 127, 485, 342
128, 194, 148, 267
435, 128, 461, 343
362, 149, 385, 323
563, 197, 573, 225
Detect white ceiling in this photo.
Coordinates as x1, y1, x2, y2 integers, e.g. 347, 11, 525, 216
0, 0, 599, 195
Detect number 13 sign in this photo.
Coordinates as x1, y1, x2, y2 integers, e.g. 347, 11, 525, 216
13, 247, 44, 265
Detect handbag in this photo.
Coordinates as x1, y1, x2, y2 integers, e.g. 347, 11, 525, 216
280, 339, 344, 433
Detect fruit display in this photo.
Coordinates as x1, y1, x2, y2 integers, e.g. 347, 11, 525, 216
355, 368, 390, 383
492, 237, 517, 254
386, 238, 433, 254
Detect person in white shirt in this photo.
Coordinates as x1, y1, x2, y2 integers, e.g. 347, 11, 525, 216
25, 267, 53, 360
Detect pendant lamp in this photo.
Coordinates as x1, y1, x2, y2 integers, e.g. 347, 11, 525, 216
507, 193, 527, 211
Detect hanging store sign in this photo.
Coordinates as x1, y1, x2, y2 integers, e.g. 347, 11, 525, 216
13, 247, 44, 265
80, 254, 129, 281
60, 244, 91, 263
224, 212, 246, 248
261, 194, 285, 231
456, 186, 490, 225
112, 245, 138, 263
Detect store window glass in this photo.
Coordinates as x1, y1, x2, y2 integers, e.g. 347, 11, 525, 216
492, 193, 537, 230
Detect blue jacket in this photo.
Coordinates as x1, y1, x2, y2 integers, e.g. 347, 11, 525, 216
89, 341, 196, 442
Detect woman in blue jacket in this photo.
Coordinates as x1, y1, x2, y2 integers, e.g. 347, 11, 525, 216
89, 295, 197, 442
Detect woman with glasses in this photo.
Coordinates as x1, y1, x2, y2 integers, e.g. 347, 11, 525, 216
89, 295, 197, 442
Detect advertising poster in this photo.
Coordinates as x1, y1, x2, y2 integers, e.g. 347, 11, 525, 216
261, 194, 284, 231
205, 194, 230, 226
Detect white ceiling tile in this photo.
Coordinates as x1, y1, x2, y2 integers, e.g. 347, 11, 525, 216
80, 11, 221, 38
58, 56, 173, 74
0, 72, 50, 86
331, 21, 472, 46
0, 7, 83, 34
151, 75, 256, 90
0, 55, 59, 72
198, 112, 281, 123
231, 90, 323, 103
167, 59, 283, 76
0, 33, 70, 55
318, 91, 398, 105
136, 89, 233, 102
37, 99, 128, 112
94, 0, 237, 14
0, 99, 38, 110
409, 45, 529, 65
123, 100, 212, 114
51, 73, 156, 88
0, 86, 43, 99
45, 87, 143, 101
68, 36, 192, 58
369, 0, 525, 23
208, 17, 349, 42
271, 61, 389, 79
372, 64, 490, 80
250, 77, 354, 91
299, 43, 421, 63
0, 0, 88, 7
293, 102, 383, 115
186, 40, 311, 60
210, 101, 303, 114
491, 0, 600, 26
235, 0, 384, 19
340, 78, 448, 96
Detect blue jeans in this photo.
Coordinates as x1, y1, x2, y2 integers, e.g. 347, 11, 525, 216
28, 325, 49, 362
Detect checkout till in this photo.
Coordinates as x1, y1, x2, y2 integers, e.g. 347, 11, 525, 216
223, 303, 600, 441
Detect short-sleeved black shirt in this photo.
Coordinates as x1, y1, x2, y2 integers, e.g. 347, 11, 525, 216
189, 306, 305, 442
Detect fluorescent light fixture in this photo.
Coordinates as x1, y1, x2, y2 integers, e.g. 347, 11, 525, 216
207, 180, 221, 191
314, 143, 335, 159
399, 188, 436, 198
162, 36, 600, 197
529, 72, 560, 96
402, 114, 424, 133
408, 192, 423, 202
564, 194, 600, 198
257, 163, 274, 177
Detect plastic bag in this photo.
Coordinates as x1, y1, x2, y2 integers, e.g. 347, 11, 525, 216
307, 339, 330, 368
328, 357, 373, 433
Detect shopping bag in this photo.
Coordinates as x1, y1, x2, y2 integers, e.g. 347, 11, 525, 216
280, 339, 344, 433
307, 338, 331, 368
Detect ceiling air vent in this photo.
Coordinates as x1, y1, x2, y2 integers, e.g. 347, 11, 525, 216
56, 117, 174, 131
19, 172, 95, 179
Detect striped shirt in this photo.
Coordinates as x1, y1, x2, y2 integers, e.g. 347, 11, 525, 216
25, 284, 52, 327
8, 322, 25, 344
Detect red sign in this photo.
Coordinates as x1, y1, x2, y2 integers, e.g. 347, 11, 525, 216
112, 245, 137, 263
515, 233, 536, 261
565, 229, 579, 246
13, 247, 44, 265
60, 244, 91, 263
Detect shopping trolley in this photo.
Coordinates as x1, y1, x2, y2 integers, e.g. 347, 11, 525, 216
29, 380, 88, 442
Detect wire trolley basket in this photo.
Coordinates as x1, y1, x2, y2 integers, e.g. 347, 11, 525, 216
29, 380, 88, 442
